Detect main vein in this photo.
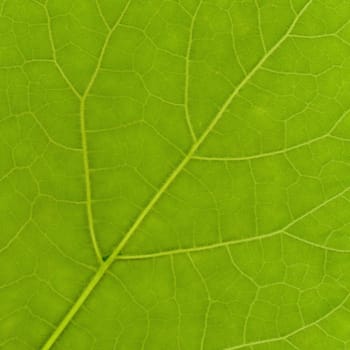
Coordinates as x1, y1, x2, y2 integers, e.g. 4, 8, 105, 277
41, 1, 311, 348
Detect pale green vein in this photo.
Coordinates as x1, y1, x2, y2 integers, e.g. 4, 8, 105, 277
225, 292, 350, 350
44, 5, 81, 99
33, 221, 97, 271
191, 132, 335, 161
82, 0, 132, 101
80, 94, 103, 264
115, 228, 350, 261
283, 230, 350, 253
0, 219, 31, 255
254, 0, 267, 53
40, 2, 312, 348
193, 97, 350, 162
30, 112, 82, 152
45, 0, 132, 265
95, 0, 110, 30
79, 0, 132, 265
115, 179, 350, 260
184, 0, 202, 142
188, 254, 211, 350
116, 232, 280, 260
41, 261, 108, 350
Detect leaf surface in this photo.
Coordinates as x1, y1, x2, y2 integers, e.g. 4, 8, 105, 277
2, 0, 350, 349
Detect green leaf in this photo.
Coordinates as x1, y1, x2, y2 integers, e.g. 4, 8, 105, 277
2, 0, 350, 349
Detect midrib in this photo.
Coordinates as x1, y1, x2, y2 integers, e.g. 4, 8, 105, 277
41, 1, 312, 348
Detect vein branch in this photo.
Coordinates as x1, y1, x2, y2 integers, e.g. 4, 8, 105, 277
79, 0, 132, 265
44, 2, 102, 262
44, 5, 81, 99
225, 292, 350, 349
80, 98, 103, 264
184, 1, 202, 142
115, 179, 350, 261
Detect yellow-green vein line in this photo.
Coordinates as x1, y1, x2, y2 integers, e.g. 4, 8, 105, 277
40, 1, 312, 348
184, 0, 202, 142
79, 0, 132, 265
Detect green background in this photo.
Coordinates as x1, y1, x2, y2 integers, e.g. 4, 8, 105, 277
2, 0, 350, 349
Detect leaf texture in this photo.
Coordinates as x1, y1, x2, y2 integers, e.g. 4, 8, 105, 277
2, 0, 350, 349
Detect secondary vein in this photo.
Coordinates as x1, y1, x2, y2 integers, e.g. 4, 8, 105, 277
79, 98, 103, 264
79, 0, 132, 264
184, 0, 202, 142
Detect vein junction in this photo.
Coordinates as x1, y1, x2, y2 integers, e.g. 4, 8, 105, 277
41, 1, 312, 349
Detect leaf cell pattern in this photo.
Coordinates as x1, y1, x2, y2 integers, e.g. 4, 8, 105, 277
2, 0, 350, 349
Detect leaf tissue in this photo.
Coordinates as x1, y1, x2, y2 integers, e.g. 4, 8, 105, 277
2, 0, 350, 349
